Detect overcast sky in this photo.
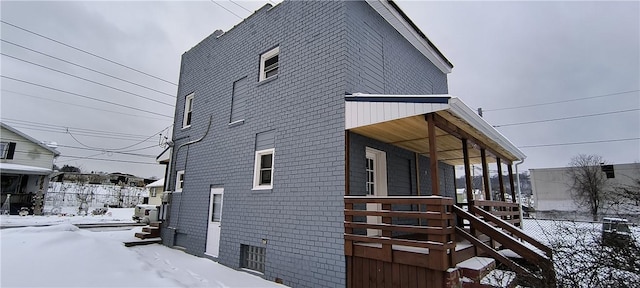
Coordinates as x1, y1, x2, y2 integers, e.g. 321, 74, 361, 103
1, 0, 638, 178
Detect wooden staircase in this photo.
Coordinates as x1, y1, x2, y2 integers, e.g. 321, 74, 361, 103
453, 205, 556, 287
135, 221, 161, 239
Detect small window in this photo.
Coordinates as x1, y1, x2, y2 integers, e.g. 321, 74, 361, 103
175, 170, 185, 192
0, 142, 8, 159
0, 142, 15, 159
241, 244, 265, 273
259, 47, 279, 81
183, 93, 194, 128
253, 149, 274, 190
151, 189, 157, 197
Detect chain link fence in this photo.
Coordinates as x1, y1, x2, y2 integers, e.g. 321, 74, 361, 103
45, 182, 149, 215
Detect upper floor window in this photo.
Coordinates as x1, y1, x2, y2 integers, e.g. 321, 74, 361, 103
0, 142, 15, 159
259, 47, 279, 81
253, 148, 274, 190
183, 93, 194, 128
176, 170, 185, 192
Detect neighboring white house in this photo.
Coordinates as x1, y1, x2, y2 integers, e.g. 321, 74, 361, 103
1, 122, 60, 215
531, 163, 640, 221
145, 178, 164, 206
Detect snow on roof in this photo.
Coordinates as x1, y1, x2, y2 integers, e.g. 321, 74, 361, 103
146, 178, 165, 188
0, 163, 52, 175
0, 122, 60, 156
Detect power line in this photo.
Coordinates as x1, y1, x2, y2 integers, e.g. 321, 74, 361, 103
210, 0, 244, 19
1, 53, 174, 107
519, 137, 640, 149
55, 155, 160, 165
67, 125, 172, 151
494, 108, 640, 127
2, 118, 154, 140
229, 0, 252, 13
2, 89, 169, 121
1, 75, 173, 118
0, 20, 177, 86
6, 124, 158, 142
484, 90, 640, 112
0, 39, 176, 98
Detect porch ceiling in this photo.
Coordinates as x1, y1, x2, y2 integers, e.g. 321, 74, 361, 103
345, 94, 525, 166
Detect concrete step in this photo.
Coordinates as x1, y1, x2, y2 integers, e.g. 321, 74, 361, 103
456, 257, 496, 282
142, 226, 160, 233
135, 231, 160, 239
149, 221, 161, 228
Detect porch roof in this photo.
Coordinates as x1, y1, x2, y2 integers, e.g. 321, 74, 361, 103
345, 94, 525, 165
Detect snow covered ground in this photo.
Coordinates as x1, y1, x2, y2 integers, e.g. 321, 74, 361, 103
0, 210, 286, 288
0, 208, 136, 228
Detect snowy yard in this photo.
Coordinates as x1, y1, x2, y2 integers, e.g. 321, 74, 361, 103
0, 208, 136, 228
0, 210, 285, 288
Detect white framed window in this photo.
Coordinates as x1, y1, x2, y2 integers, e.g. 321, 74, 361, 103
182, 93, 194, 128
0, 142, 8, 159
259, 47, 279, 81
175, 170, 185, 192
253, 148, 274, 190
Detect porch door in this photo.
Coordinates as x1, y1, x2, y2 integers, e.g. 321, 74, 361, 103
205, 188, 224, 257
366, 147, 387, 236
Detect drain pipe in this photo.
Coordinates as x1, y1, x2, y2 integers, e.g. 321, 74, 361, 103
515, 159, 525, 228
167, 115, 213, 232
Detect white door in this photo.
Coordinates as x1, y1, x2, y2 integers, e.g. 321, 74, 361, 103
365, 147, 387, 236
205, 188, 224, 257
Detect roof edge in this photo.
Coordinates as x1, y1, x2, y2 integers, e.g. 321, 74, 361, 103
366, 0, 453, 74
0, 122, 61, 156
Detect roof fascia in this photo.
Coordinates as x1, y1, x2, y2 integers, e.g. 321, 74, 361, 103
0, 122, 61, 156
365, 0, 453, 74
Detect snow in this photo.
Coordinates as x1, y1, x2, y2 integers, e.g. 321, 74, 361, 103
1, 208, 136, 228
456, 257, 494, 270
0, 223, 286, 288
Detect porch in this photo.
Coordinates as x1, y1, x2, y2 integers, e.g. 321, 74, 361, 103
344, 94, 555, 287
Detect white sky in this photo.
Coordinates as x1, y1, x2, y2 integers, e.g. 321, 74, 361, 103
1, 0, 638, 178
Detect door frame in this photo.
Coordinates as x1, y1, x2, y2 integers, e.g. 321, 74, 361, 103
365, 147, 387, 236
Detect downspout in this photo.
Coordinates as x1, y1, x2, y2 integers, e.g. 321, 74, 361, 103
167, 115, 213, 232
515, 159, 525, 228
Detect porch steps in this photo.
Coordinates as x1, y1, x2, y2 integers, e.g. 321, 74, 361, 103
134, 221, 161, 239
457, 257, 517, 288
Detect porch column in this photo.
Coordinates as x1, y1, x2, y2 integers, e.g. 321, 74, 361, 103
480, 148, 491, 201
426, 113, 440, 196
497, 158, 505, 202
508, 164, 517, 203
462, 139, 473, 203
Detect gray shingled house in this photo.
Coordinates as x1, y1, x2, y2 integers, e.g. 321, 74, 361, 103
161, 1, 555, 287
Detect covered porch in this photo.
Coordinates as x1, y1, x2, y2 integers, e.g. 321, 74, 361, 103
344, 94, 554, 287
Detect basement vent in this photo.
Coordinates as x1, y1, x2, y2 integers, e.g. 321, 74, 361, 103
241, 244, 265, 273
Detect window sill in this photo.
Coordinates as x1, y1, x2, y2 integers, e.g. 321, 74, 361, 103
181, 125, 191, 130
228, 119, 245, 127
251, 186, 272, 192
258, 75, 278, 86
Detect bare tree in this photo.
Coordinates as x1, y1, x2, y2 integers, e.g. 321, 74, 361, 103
567, 154, 611, 221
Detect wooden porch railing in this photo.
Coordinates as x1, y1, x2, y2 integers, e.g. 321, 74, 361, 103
344, 196, 456, 271
474, 200, 521, 227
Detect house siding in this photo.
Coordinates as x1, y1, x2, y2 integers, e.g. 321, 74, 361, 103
164, 2, 347, 287
345, 1, 448, 96
164, 1, 452, 287
0, 126, 55, 170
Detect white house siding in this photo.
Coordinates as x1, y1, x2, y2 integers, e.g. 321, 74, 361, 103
0, 126, 55, 170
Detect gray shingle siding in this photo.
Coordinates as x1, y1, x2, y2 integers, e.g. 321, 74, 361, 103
163, 1, 451, 287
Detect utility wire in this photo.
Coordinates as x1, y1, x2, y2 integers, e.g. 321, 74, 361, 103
0, 20, 177, 86
7, 124, 158, 142
484, 90, 640, 112
229, 0, 252, 12
519, 137, 640, 148
56, 155, 159, 165
0, 39, 176, 98
2, 118, 153, 139
494, 108, 640, 127
2, 89, 169, 121
67, 125, 172, 151
1, 53, 174, 107
1, 75, 173, 118
210, 0, 243, 19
